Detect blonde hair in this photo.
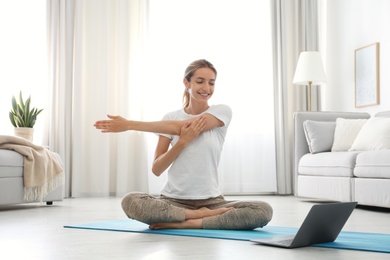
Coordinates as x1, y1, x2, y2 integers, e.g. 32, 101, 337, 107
183, 59, 217, 108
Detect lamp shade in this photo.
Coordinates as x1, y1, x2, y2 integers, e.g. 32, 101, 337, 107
293, 52, 327, 85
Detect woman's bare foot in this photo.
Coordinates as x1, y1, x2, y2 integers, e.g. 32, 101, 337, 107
149, 219, 202, 230
185, 207, 234, 219
149, 207, 235, 230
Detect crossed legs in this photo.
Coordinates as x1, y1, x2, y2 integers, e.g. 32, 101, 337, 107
121, 192, 273, 230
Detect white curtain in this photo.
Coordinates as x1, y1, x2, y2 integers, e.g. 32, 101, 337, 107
48, 0, 278, 197
295, 0, 322, 111
47, 0, 74, 197
47, 0, 150, 197
270, 0, 321, 194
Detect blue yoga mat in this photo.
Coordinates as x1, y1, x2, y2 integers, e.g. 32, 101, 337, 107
64, 219, 390, 254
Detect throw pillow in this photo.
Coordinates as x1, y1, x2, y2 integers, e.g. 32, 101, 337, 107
331, 118, 367, 151
349, 117, 390, 151
303, 120, 336, 153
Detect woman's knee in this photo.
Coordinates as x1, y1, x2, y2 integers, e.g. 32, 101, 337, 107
258, 201, 273, 223
240, 200, 273, 227
231, 200, 273, 219
121, 192, 150, 218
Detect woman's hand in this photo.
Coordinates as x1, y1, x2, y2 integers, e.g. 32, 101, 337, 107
152, 116, 206, 176
94, 115, 130, 133
178, 116, 206, 146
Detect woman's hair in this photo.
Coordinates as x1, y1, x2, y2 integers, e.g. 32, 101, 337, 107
182, 59, 217, 108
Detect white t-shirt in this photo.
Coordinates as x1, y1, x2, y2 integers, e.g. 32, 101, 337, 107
159, 104, 232, 199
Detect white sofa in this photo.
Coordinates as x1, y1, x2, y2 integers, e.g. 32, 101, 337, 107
0, 149, 63, 206
294, 111, 390, 208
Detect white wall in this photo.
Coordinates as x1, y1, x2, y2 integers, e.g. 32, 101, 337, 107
322, 0, 390, 115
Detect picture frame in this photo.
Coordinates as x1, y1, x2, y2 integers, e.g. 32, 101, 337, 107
354, 42, 380, 108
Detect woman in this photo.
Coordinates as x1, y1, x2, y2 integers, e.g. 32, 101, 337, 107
94, 59, 273, 230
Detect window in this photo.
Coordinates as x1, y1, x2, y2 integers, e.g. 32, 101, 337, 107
0, 1, 47, 144
145, 0, 277, 194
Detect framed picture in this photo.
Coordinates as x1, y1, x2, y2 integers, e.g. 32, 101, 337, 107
354, 42, 380, 108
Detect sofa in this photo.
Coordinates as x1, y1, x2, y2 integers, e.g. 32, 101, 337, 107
0, 148, 64, 206
294, 111, 390, 208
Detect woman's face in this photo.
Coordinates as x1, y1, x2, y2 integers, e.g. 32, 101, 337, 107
185, 67, 216, 105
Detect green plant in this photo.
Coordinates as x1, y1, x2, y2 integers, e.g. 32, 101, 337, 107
9, 91, 43, 128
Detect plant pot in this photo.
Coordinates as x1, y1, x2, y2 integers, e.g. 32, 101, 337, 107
14, 127, 34, 142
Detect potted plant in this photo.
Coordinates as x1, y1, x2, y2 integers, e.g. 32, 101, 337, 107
9, 91, 43, 142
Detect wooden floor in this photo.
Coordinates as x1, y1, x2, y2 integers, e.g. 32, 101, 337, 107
0, 195, 389, 260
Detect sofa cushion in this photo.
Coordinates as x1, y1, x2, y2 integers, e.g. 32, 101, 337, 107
349, 117, 390, 151
303, 120, 336, 154
299, 151, 360, 177
355, 178, 390, 208
331, 118, 367, 151
298, 175, 353, 202
0, 149, 24, 178
354, 150, 390, 178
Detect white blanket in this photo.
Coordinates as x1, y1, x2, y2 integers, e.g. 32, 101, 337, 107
0, 135, 64, 201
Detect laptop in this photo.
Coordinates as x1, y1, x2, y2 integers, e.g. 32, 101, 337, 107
251, 202, 358, 248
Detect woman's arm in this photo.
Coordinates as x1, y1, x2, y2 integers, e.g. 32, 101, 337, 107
94, 113, 224, 135
152, 117, 206, 176
94, 115, 184, 135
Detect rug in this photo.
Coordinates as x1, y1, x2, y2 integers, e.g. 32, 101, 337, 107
64, 219, 390, 253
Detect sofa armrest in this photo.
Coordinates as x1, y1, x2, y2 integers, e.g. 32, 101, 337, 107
375, 110, 390, 118
293, 111, 370, 195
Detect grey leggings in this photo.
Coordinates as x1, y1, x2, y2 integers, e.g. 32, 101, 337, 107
121, 192, 273, 230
